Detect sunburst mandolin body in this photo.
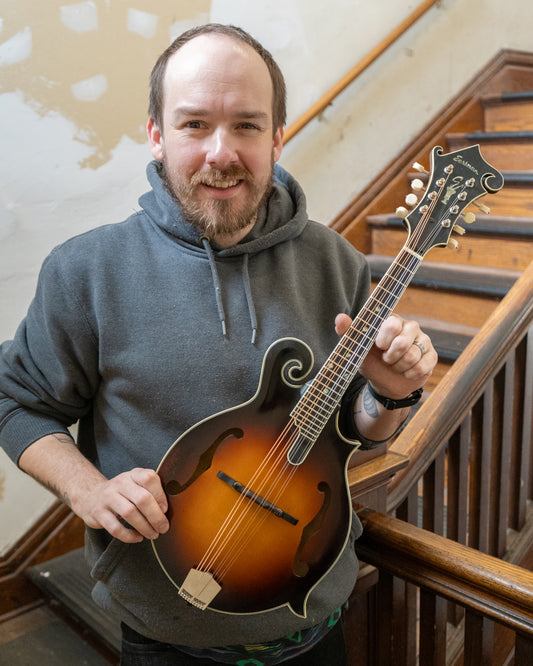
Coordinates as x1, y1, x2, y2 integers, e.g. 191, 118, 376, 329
153, 338, 357, 618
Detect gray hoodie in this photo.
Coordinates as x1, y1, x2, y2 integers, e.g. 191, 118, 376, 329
0, 161, 370, 646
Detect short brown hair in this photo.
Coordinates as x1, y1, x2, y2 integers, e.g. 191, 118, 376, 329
148, 24, 287, 136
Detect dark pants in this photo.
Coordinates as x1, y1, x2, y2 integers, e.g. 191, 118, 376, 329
120, 621, 348, 666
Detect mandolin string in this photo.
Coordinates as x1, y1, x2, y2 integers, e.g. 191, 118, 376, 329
292, 182, 449, 427
211, 417, 313, 578
196, 421, 302, 575
199, 430, 299, 574
213, 441, 303, 580
195, 423, 296, 571
195, 172, 457, 583
295, 168, 453, 421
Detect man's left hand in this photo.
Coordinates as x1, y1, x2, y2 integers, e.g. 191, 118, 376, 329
335, 313, 437, 399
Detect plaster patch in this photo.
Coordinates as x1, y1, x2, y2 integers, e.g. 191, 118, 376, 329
71, 74, 108, 102
0, 26, 32, 66
60, 2, 98, 33
169, 15, 209, 42
127, 9, 158, 39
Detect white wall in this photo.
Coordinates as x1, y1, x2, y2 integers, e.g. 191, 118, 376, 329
1, 0, 532, 553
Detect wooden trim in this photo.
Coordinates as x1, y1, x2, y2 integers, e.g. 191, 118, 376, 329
0, 501, 84, 619
330, 49, 533, 252
356, 507, 533, 635
387, 261, 533, 510
282, 0, 442, 144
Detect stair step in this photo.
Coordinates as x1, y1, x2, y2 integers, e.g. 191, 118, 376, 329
446, 131, 533, 171
414, 320, 475, 362
27, 548, 121, 655
367, 255, 520, 329
489, 171, 533, 217
481, 91, 533, 131
367, 214, 533, 271
0, 605, 112, 666
368, 255, 519, 297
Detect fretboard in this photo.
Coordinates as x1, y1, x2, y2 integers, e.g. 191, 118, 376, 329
290, 247, 423, 441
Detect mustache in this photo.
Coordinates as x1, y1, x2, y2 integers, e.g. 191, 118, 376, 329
190, 166, 253, 187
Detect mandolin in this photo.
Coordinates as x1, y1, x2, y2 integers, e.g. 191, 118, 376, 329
153, 145, 503, 618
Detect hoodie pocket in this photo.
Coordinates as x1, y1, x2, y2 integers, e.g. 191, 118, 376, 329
89, 532, 129, 584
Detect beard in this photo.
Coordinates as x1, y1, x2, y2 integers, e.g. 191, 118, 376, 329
161, 158, 275, 239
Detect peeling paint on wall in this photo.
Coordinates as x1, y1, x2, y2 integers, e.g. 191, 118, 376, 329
0, 0, 211, 168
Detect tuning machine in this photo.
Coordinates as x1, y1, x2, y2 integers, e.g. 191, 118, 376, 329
412, 162, 429, 175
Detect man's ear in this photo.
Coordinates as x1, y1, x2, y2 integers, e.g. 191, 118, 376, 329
147, 117, 164, 161
273, 126, 284, 163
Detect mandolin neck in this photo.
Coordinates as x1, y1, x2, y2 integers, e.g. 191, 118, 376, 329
291, 246, 423, 441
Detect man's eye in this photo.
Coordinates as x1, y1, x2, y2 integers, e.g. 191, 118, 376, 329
185, 121, 203, 129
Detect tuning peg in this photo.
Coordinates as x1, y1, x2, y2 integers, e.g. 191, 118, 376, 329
447, 237, 459, 250
395, 206, 409, 219
473, 202, 490, 214
405, 193, 418, 207
453, 224, 466, 235
411, 178, 425, 191
461, 212, 476, 224
412, 162, 428, 174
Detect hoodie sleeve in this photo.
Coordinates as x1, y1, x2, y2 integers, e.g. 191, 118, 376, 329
0, 247, 100, 464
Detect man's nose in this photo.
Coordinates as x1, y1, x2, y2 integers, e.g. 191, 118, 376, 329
205, 128, 238, 168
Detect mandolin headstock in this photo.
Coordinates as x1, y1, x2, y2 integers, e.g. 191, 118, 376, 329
395, 145, 504, 257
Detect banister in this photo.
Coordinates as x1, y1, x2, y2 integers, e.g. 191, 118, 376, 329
356, 507, 533, 635
283, 0, 442, 145
387, 259, 533, 511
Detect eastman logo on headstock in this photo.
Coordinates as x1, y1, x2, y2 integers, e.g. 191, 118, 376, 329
452, 154, 479, 174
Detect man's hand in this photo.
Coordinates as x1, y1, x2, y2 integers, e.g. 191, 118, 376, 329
19, 434, 169, 544
335, 312, 437, 398
79, 467, 169, 543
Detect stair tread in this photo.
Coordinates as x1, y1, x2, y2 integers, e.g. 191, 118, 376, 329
447, 130, 533, 141
482, 91, 533, 103
0, 605, 111, 666
412, 320, 475, 360
367, 254, 520, 297
367, 213, 533, 237
27, 548, 121, 653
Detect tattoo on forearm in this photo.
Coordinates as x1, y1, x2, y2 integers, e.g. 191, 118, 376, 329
53, 433, 74, 445
363, 385, 379, 419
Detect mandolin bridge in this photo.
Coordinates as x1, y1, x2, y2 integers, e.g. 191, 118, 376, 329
217, 471, 299, 525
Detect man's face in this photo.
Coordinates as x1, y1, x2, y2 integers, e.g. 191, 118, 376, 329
148, 35, 284, 241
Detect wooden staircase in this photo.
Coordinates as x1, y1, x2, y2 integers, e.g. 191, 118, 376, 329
339, 85, 533, 395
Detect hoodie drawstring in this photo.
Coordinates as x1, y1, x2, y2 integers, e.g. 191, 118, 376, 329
241, 253, 258, 345
200, 236, 258, 344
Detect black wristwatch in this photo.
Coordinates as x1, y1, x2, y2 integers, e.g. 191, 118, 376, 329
367, 382, 424, 410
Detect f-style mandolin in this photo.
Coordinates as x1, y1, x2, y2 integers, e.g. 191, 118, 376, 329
153, 145, 503, 618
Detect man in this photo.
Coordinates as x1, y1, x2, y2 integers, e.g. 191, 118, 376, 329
0, 24, 436, 665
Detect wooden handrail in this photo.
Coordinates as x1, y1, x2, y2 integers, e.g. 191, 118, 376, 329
387, 260, 533, 511
283, 0, 441, 145
356, 507, 533, 635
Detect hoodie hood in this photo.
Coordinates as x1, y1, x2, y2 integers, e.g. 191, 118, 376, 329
139, 160, 309, 257
138, 161, 309, 343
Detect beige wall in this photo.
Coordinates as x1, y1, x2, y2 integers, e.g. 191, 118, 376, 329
1, 0, 532, 553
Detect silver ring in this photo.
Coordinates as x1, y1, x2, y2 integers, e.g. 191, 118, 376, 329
413, 340, 426, 356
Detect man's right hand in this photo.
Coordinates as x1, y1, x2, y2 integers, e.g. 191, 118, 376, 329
80, 467, 169, 543
19, 434, 169, 543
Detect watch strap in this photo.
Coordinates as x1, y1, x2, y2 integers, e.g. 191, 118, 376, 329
367, 383, 424, 410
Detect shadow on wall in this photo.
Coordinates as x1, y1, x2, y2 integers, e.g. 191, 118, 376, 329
0, 1, 211, 169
